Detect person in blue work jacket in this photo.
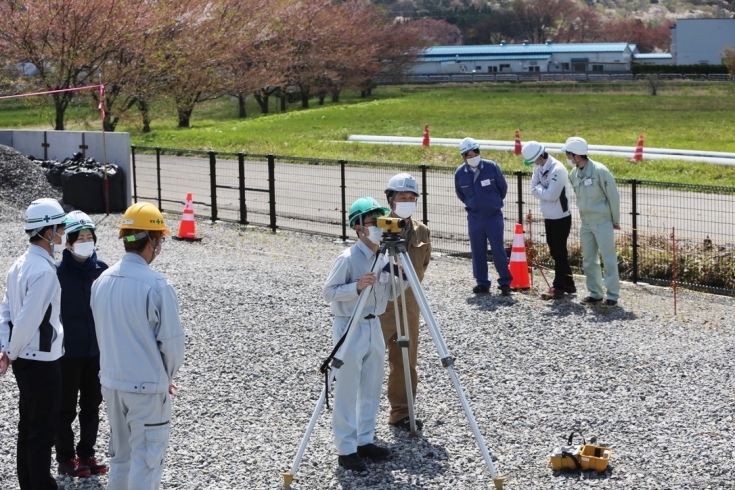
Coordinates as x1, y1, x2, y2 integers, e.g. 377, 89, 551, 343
323, 197, 396, 473
564, 136, 621, 307
55, 211, 109, 478
455, 137, 512, 296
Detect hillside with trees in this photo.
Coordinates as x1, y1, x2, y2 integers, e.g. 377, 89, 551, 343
374, 0, 733, 52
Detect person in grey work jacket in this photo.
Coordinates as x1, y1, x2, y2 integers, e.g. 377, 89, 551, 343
91, 202, 185, 490
523, 141, 576, 299
455, 137, 512, 296
564, 136, 621, 306
0, 198, 67, 490
323, 197, 396, 473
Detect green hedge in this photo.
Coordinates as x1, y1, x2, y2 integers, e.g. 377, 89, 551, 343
632, 63, 729, 74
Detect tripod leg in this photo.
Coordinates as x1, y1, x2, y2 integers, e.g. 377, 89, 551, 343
283, 247, 388, 488
396, 245, 506, 489
389, 249, 418, 434
282, 375, 332, 488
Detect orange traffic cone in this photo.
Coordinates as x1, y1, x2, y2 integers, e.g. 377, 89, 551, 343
422, 124, 430, 147
630, 134, 644, 162
509, 223, 531, 290
514, 130, 522, 155
173, 193, 202, 242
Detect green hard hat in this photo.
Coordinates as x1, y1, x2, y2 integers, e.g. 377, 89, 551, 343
63, 210, 96, 234
348, 197, 389, 227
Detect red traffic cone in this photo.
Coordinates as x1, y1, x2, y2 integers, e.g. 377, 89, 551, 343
422, 124, 430, 147
173, 193, 202, 242
630, 134, 644, 162
514, 130, 522, 155
509, 223, 531, 290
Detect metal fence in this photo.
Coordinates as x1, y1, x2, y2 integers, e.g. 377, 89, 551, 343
131, 146, 735, 296
377, 73, 734, 84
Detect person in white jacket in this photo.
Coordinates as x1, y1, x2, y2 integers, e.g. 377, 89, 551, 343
523, 141, 576, 299
91, 202, 185, 490
0, 198, 67, 490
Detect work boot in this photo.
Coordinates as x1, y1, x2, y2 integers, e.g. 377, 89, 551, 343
582, 296, 603, 304
79, 456, 108, 475
58, 458, 91, 478
500, 285, 512, 297
472, 285, 490, 294
357, 443, 391, 461
389, 416, 423, 432
337, 453, 367, 472
551, 288, 566, 300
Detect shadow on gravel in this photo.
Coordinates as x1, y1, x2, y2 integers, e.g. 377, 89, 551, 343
465, 295, 517, 311
335, 435, 448, 489
550, 466, 614, 482
545, 300, 638, 321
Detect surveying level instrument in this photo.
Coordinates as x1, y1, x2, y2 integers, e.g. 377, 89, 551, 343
282, 224, 506, 490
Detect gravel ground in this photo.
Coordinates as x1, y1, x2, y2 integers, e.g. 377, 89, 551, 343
0, 145, 62, 210
0, 199, 733, 490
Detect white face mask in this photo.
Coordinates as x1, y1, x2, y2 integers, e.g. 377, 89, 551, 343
394, 202, 416, 219
72, 241, 96, 258
366, 226, 383, 245
52, 232, 66, 254
466, 156, 481, 168
567, 158, 575, 167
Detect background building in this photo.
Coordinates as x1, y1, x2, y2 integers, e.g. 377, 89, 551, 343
670, 18, 735, 65
411, 43, 639, 75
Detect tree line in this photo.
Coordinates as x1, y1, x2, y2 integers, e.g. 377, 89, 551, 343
0, 0, 695, 133
0, 0, 440, 131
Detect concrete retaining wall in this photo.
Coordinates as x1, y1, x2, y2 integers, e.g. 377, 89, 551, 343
0, 130, 132, 208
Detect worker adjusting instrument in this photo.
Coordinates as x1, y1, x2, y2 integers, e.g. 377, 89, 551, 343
282, 220, 506, 490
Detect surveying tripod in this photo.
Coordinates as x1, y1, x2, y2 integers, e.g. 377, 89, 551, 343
282, 229, 506, 490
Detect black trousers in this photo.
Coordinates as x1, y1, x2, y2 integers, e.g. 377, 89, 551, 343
13, 357, 61, 490
55, 356, 103, 461
545, 215, 575, 290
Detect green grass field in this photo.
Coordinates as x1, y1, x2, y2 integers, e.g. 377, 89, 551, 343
3, 81, 735, 186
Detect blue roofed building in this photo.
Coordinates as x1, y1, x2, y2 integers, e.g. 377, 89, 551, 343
632, 53, 673, 65
411, 42, 640, 75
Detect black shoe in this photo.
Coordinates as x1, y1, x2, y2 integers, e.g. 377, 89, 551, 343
551, 288, 566, 300
604, 299, 618, 306
473, 285, 490, 294
389, 417, 423, 432
582, 296, 603, 304
565, 286, 577, 294
357, 443, 391, 461
338, 453, 367, 472
500, 285, 512, 296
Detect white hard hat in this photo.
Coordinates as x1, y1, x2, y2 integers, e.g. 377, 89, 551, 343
64, 210, 96, 235
459, 137, 480, 155
25, 198, 66, 231
386, 173, 419, 196
521, 141, 545, 166
562, 136, 588, 156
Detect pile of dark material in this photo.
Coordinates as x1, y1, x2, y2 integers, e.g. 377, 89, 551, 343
0, 144, 63, 211
30, 152, 126, 214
